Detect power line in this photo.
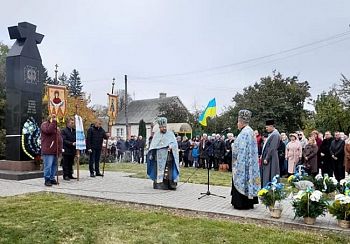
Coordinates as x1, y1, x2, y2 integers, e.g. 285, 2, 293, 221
81, 30, 350, 85
129, 35, 350, 86
130, 30, 350, 80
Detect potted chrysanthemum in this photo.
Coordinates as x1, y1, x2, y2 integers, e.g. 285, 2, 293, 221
287, 166, 314, 190
292, 188, 328, 225
314, 173, 338, 195
328, 194, 350, 228
258, 175, 286, 218
323, 174, 338, 193
338, 178, 350, 195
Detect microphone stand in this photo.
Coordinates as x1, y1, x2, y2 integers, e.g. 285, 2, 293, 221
198, 141, 226, 200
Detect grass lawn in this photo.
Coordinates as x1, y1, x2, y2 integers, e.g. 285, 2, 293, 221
0, 193, 347, 244
81, 162, 232, 187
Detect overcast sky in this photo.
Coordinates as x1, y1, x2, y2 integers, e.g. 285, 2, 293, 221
1, 0, 350, 113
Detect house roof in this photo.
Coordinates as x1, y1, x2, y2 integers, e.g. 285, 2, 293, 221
115, 96, 187, 125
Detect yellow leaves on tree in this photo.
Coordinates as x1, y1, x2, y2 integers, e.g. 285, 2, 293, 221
58, 95, 97, 131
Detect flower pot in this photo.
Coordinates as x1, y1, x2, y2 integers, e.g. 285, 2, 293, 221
303, 217, 316, 225
338, 220, 350, 228
269, 207, 282, 219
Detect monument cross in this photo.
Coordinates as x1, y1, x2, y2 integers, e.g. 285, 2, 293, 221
5, 22, 44, 161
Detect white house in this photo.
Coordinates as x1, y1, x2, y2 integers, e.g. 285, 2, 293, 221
111, 93, 191, 140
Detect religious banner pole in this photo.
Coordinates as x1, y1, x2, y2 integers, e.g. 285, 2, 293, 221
55, 116, 59, 185
47, 83, 68, 184
103, 79, 118, 176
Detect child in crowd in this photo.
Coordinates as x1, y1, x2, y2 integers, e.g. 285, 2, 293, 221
192, 143, 200, 168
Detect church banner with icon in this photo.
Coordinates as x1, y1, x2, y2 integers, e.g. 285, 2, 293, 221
107, 93, 118, 125
47, 84, 67, 122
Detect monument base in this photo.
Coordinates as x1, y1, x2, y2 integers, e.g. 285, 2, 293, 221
0, 160, 40, 171
0, 160, 63, 181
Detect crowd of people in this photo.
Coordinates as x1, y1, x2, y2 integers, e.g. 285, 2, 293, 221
105, 135, 146, 164
101, 125, 350, 185
39, 111, 350, 215
268, 130, 350, 182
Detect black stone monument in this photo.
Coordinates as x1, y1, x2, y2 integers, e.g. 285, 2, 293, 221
5, 22, 44, 161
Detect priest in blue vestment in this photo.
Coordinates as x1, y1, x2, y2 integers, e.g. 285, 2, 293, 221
231, 110, 261, 209
147, 117, 180, 190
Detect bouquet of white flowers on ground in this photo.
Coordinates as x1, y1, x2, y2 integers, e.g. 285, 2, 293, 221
292, 188, 328, 219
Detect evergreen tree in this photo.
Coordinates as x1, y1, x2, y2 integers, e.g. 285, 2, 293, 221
42, 66, 54, 84
58, 72, 68, 86
138, 119, 147, 139
68, 69, 83, 97
338, 74, 350, 107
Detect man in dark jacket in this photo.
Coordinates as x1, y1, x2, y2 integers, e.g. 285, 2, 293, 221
278, 138, 286, 176
136, 135, 146, 164
61, 117, 76, 181
116, 137, 126, 162
213, 134, 225, 170
129, 135, 136, 162
225, 133, 234, 171
199, 134, 211, 169
320, 131, 333, 176
330, 131, 345, 181
180, 136, 191, 167
41, 114, 63, 186
86, 119, 108, 177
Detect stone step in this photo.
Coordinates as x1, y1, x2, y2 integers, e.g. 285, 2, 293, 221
0, 169, 62, 181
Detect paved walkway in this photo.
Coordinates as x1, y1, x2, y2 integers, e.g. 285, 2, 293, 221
0, 170, 348, 232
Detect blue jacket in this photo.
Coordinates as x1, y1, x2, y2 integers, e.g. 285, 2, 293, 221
192, 146, 199, 158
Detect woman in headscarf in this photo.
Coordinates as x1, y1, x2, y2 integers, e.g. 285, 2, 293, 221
285, 133, 302, 176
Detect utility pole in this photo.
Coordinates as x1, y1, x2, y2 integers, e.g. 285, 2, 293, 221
125, 75, 129, 140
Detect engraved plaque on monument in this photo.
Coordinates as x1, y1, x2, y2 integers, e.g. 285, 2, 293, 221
5, 22, 44, 161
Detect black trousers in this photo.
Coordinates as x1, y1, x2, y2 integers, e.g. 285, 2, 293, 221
138, 149, 145, 164
213, 157, 221, 170
89, 149, 102, 174
183, 151, 189, 167
322, 157, 334, 177
333, 159, 345, 181
63, 154, 75, 177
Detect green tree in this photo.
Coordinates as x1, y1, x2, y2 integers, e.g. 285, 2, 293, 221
138, 119, 146, 138
116, 89, 132, 112
158, 98, 190, 123
314, 89, 350, 133
58, 72, 68, 86
338, 73, 350, 107
41, 65, 53, 119
42, 66, 54, 84
0, 42, 9, 159
67, 69, 83, 97
230, 71, 311, 132
92, 104, 108, 117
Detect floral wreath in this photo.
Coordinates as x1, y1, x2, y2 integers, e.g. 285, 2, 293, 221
21, 117, 41, 159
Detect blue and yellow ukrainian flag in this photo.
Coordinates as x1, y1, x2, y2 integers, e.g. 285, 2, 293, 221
198, 98, 217, 126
